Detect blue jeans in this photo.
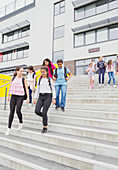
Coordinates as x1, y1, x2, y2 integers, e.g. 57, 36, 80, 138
108, 72, 115, 85
28, 87, 32, 103
55, 85, 67, 108
98, 68, 105, 84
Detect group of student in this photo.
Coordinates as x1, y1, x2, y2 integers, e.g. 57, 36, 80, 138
86, 56, 117, 89
5, 58, 72, 135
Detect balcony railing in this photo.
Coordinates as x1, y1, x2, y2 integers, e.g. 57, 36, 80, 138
0, 0, 35, 19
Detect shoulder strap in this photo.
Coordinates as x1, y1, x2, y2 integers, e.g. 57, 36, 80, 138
22, 77, 25, 90
32, 72, 36, 78
38, 76, 43, 86
64, 67, 67, 78
55, 68, 58, 78
48, 77, 52, 91
12, 76, 16, 81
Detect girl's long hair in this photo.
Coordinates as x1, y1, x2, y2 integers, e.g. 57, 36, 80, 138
13, 67, 22, 77
40, 66, 49, 78
43, 58, 53, 76
108, 60, 112, 70
28, 66, 35, 74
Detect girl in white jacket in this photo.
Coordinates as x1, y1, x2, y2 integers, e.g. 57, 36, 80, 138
106, 60, 117, 87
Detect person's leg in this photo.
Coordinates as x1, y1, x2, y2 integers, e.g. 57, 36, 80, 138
42, 94, 52, 133
108, 72, 111, 85
111, 72, 115, 85
102, 68, 105, 84
28, 87, 32, 104
8, 95, 17, 129
60, 85, 67, 109
35, 96, 44, 117
98, 69, 101, 84
55, 85, 61, 107
16, 96, 24, 124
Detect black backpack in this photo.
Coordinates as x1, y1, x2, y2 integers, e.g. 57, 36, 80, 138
38, 76, 52, 91
12, 76, 27, 100
55, 67, 67, 78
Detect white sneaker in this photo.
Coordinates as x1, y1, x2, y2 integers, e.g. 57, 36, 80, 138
28, 103, 32, 107
98, 84, 101, 87
113, 85, 116, 87
5, 128, 11, 136
102, 84, 104, 87
107, 84, 109, 87
18, 123, 23, 131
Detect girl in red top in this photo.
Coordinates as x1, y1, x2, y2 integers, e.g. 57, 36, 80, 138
43, 58, 56, 78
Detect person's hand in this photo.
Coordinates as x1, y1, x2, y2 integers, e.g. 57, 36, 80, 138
52, 98, 56, 105
34, 98, 37, 104
27, 97, 29, 104
7, 97, 10, 102
53, 76, 57, 81
97, 67, 99, 70
65, 77, 69, 81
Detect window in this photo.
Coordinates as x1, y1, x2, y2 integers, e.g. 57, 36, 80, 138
75, 7, 84, 20
12, 50, 17, 60
109, 0, 118, 10
75, 33, 84, 47
96, 0, 108, 14
54, 26, 64, 39
26, 0, 34, 5
8, 52, 12, 61
97, 27, 108, 42
4, 35, 8, 43
15, 0, 25, 10
54, 1, 65, 16
13, 31, 19, 40
0, 7, 5, 18
3, 54, 8, 62
109, 24, 118, 40
6, 2, 14, 15
53, 50, 64, 63
24, 47, 29, 58
7, 32, 14, 42
85, 31, 95, 44
85, 4, 95, 17
17, 49, 23, 59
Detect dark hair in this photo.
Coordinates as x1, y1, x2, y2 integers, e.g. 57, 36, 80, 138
43, 58, 53, 76
28, 66, 35, 73
13, 67, 22, 77
108, 60, 112, 70
89, 63, 92, 66
40, 66, 49, 78
57, 59, 63, 64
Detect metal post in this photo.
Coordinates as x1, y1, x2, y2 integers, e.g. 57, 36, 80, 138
4, 87, 7, 110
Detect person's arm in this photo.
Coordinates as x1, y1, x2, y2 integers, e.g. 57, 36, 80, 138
24, 79, 29, 104
7, 76, 13, 102
104, 61, 106, 67
97, 62, 99, 70
34, 81, 40, 104
51, 80, 56, 105
53, 69, 57, 81
86, 69, 89, 73
65, 68, 72, 82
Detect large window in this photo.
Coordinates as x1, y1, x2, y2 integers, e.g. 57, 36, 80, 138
54, 26, 64, 39
75, 0, 118, 21
2, 25, 30, 43
74, 24, 118, 47
53, 50, 64, 63
0, 46, 29, 63
97, 27, 108, 42
109, 24, 118, 40
54, 1, 65, 16
85, 30, 95, 45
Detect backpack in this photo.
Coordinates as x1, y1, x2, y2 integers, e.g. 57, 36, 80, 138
55, 67, 67, 78
12, 76, 27, 100
38, 76, 52, 91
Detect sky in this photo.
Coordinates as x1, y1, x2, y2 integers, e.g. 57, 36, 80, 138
0, 0, 13, 8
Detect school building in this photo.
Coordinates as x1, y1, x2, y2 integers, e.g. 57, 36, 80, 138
0, 0, 118, 75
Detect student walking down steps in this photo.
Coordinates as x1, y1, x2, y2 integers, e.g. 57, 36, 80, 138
34, 66, 56, 134
5, 67, 29, 136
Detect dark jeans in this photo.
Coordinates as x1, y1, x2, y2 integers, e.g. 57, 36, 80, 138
108, 72, 115, 85
8, 95, 24, 129
98, 68, 105, 84
35, 93, 52, 126
28, 86, 32, 103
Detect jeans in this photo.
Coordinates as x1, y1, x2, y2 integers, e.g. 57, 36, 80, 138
55, 85, 67, 108
98, 68, 105, 84
35, 93, 52, 126
108, 72, 115, 85
28, 86, 32, 103
8, 95, 24, 129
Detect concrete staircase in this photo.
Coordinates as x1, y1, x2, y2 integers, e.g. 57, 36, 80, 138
0, 75, 118, 170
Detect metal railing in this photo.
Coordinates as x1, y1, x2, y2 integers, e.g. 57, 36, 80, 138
0, 82, 10, 110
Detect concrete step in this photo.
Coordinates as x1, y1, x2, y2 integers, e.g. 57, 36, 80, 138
1, 118, 118, 143
0, 128, 118, 170
1, 110, 118, 130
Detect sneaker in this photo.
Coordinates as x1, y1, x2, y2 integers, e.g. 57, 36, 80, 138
90, 86, 92, 90
5, 128, 11, 136
61, 107, 65, 112
18, 123, 23, 131
98, 84, 101, 87
102, 84, 104, 87
55, 106, 60, 110
41, 128, 47, 134
107, 84, 110, 87
113, 85, 116, 87
28, 103, 32, 107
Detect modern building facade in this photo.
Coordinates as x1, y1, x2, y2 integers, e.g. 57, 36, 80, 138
0, 0, 118, 75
